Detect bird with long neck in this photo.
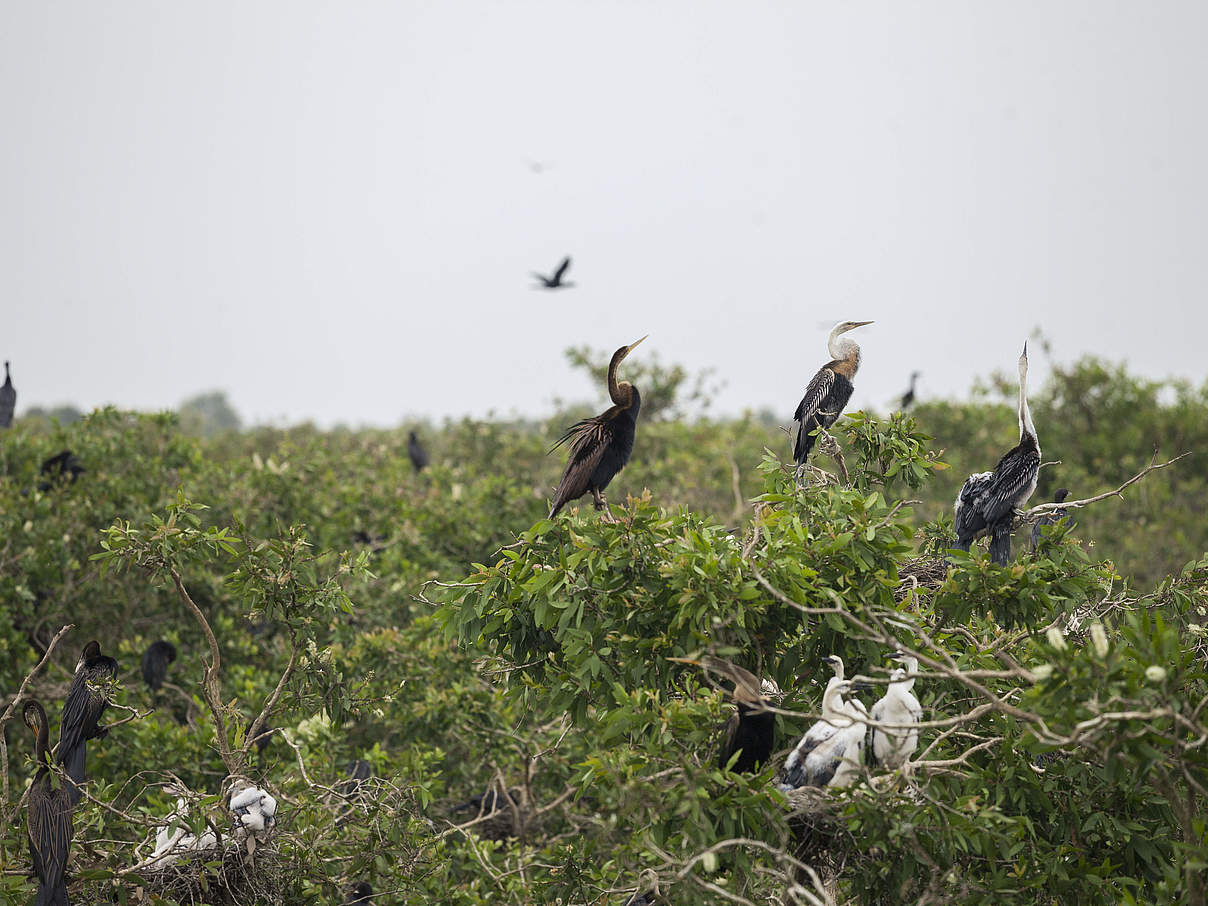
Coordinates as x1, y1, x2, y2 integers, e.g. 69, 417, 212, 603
0, 360, 15, 429
24, 701, 73, 906
869, 655, 922, 769
548, 336, 647, 520
953, 342, 1041, 564
899, 371, 920, 410
793, 321, 873, 466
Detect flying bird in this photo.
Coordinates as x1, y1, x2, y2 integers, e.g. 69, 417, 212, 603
780, 678, 866, 791
141, 640, 177, 693
899, 371, 921, 410
1031, 488, 1073, 551
548, 336, 647, 520
793, 321, 873, 466
672, 656, 777, 774
24, 701, 73, 906
953, 342, 1040, 565
58, 640, 119, 806
532, 256, 574, 289
868, 655, 922, 769
408, 430, 429, 472
0, 361, 14, 428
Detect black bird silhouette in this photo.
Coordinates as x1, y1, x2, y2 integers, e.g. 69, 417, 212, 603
899, 371, 921, 410
343, 882, 374, 905
449, 787, 518, 815
58, 640, 119, 806
1031, 488, 1074, 551
141, 640, 177, 692
408, 430, 429, 471
0, 360, 16, 428
37, 451, 85, 492
549, 337, 646, 520
24, 701, 73, 906
531, 256, 574, 289
246, 719, 274, 754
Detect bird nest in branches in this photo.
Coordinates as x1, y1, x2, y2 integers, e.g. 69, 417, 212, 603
783, 786, 851, 875
895, 557, 949, 603
129, 843, 287, 906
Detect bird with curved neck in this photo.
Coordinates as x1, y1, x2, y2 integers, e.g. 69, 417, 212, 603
548, 336, 647, 520
953, 342, 1041, 565
899, 371, 921, 410
0, 360, 15, 429
793, 321, 873, 466
780, 678, 866, 790
24, 700, 73, 906
869, 655, 922, 769
58, 640, 119, 806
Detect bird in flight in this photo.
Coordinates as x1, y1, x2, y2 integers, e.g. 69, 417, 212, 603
532, 256, 574, 289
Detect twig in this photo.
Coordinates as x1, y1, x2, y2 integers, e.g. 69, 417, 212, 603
1019, 451, 1190, 524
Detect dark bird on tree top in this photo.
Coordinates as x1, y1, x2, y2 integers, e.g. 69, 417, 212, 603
343, 882, 374, 905
58, 640, 119, 806
953, 343, 1040, 565
671, 656, 778, 774
408, 430, 429, 472
0, 361, 14, 428
37, 451, 85, 492
548, 336, 647, 520
793, 321, 873, 466
531, 256, 574, 289
141, 641, 177, 693
24, 700, 74, 906
1031, 487, 1074, 551
899, 371, 921, 410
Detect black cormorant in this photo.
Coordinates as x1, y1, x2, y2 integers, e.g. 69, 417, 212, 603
868, 655, 921, 769
141, 640, 177, 693
953, 343, 1040, 565
58, 640, 119, 806
0, 361, 14, 428
780, 679, 866, 790
899, 371, 921, 410
793, 321, 873, 465
532, 256, 574, 289
24, 700, 73, 906
343, 882, 374, 905
407, 430, 429, 472
1031, 488, 1073, 551
549, 336, 646, 520
37, 451, 85, 492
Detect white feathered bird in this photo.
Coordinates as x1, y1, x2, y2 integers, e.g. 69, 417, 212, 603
869, 655, 922, 768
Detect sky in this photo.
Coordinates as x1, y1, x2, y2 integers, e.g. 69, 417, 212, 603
1, 2, 1205, 427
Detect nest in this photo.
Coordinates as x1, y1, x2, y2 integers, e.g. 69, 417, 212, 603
783, 786, 850, 876
895, 557, 949, 603
130, 842, 286, 906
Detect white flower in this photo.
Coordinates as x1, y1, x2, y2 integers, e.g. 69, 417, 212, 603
1145, 666, 1167, 683
1046, 627, 1067, 651
1089, 623, 1109, 658
1033, 664, 1054, 681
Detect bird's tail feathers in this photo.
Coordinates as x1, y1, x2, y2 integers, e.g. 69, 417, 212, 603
62, 742, 86, 806
988, 525, 1012, 566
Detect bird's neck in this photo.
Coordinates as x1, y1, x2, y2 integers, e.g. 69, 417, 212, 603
828, 335, 861, 367
606, 351, 630, 406
1018, 368, 1037, 444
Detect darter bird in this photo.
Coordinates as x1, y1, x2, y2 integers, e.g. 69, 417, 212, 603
24, 701, 74, 906
532, 256, 574, 289
779, 678, 866, 790
58, 640, 119, 806
672, 656, 778, 774
793, 321, 873, 466
140, 640, 176, 693
899, 371, 921, 410
0, 361, 15, 428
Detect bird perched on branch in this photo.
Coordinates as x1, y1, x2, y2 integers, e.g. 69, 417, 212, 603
899, 371, 921, 410
549, 336, 647, 520
1031, 488, 1073, 551
671, 656, 777, 774
141, 640, 177, 693
953, 342, 1040, 565
24, 701, 73, 906
793, 321, 873, 466
58, 640, 119, 806
780, 678, 866, 790
408, 430, 429, 472
532, 255, 574, 289
0, 361, 15, 428
343, 882, 374, 905
37, 451, 85, 491
868, 655, 921, 769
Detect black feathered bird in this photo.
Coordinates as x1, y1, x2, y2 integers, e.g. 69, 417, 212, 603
58, 640, 118, 806
141, 640, 177, 692
1031, 488, 1073, 551
336, 759, 373, 800
37, 451, 85, 491
672, 656, 776, 774
899, 371, 921, 410
343, 882, 373, 905
549, 336, 646, 520
0, 360, 15, 428
24, 701, 73, 906
407, 430, 429, 472
793, 321, 873, 465
532, 256, 574, 289
953, 343, 1040, 565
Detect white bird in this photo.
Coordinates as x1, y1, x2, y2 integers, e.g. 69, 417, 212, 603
869, 655, 922, 769
780, 679, 866, 790
823, 654, 869, 720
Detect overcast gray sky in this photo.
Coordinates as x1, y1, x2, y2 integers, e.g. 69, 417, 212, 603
2, 2, 1204, 426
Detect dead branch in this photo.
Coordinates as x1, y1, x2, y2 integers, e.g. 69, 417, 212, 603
1019, 451, 1190, 525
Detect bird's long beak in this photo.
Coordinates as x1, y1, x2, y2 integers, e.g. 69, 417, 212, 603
628, 335, 649, 353
1022, 341, 1028, 357
850, 321, 874, 328
667, 656, 702, 667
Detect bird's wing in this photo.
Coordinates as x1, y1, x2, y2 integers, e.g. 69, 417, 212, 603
718, 711, 741, 768
805, 734, 847, 787
793, 367, 835, 425
978, 447, 1041, 524
57, 674, 92, 760
553, 256, 571, 281
548, 417, 612, 514
30, 786, 73, 887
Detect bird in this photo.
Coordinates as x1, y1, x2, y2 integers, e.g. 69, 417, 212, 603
821, 655, 868, 720
408, 430, 429, 472
336, 759, 373, 800
953, 342, 1040, 565
23, 701, 73, 906
449, 787, 518, 816
868, 655, 922, 769
793, 321, 873, 466
246, 720, 274, 754
531, 256, 574, 289
1031, 488, 1074, 551
230, 785, 278, 835
140, 640, 177, 693
37, 451, 85, 492
899, 371, 921, 410
780, 678, 866, 790
343, 882, 374, 905
548, 336, 647, 520
58, 640, 119, 806
0, 361, 15, 428
671, 656, 777, 774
